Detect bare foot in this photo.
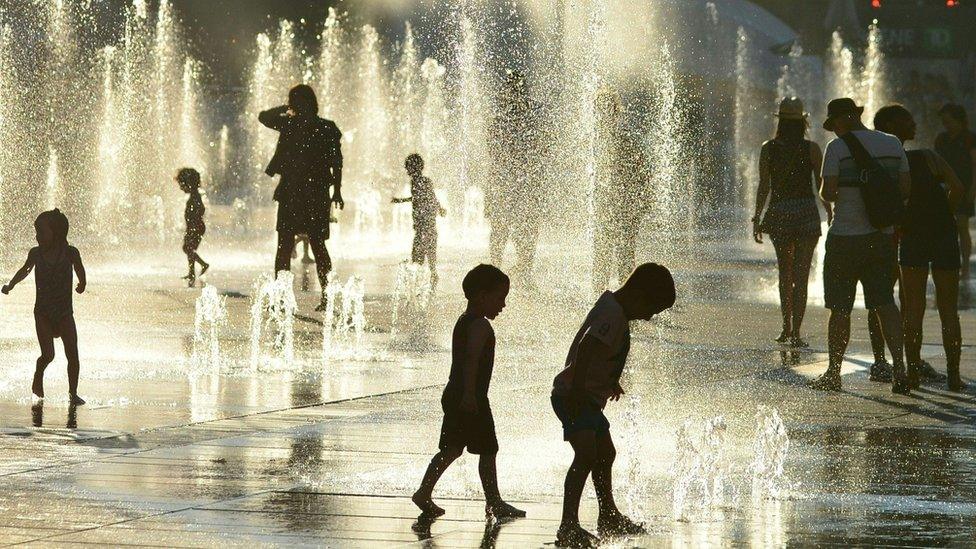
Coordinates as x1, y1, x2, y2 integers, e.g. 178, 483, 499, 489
486, 500, 526, 519
69, 394, 86, 406
412, 492, 445, 517
199, 263, 210, 276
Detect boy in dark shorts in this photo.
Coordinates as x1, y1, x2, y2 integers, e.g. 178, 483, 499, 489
412, 264, 525, 520
392, 154, 445, 286
177, 168, 209, 287
551, 263, 676, 548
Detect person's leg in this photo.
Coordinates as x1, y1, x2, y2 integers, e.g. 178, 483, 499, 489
307, 235, 333, 293
59, 316, 84, 404
591, 432, 619, 518
411, 231, 424, 265
932, 268, 964, 389
868, 310, 887, 363
826, 309, 850, 377
790, 236, 818, 344
275, 231, 296, 275
426, 231, 439, 288
771, 238, 796, 342
561, 430, 596, 527
899, 266, 929, 368
413, 445, 463, 515
874, 302, 909, 391
958, 216, 972, 276
32, 314, 56, 399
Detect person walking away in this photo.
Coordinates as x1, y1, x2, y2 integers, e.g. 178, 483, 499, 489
934, 104, 976, 277
812, 98, 912, 394
176, 168, 209, 287
752, 97, 831, 348
259, 84, 344, 311
876, 105, 966, 390
392, 154, 446, 287
1, 209, 87, 405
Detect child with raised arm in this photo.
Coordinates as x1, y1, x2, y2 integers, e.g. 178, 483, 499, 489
2, 209, 87, 405
177, 168, 209, 287
392, 154, 445, 286
412, 264, 525, 520
550, 263, 675, 548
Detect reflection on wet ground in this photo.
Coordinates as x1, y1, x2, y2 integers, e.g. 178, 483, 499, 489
0, 240, 974, 545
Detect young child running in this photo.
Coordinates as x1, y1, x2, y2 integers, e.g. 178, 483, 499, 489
550, 263, 675, 547
392, 154, 445, 286
412, 264, 525, 520
177, 168, 209, 287
2, 209, 87, 405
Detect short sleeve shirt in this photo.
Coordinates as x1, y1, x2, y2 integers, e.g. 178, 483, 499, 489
552, 292, 630, 408
821, 129, 909, 235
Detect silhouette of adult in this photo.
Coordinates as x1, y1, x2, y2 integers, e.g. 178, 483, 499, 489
592, 86, 650, 292
486, 71, 548, 284
935, 104, 976, 277
752, 98, 831, 348
259, 85, 343, 310
876, 104, 966, 390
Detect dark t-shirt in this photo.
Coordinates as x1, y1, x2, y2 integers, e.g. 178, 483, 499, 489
443, 313, 495, 406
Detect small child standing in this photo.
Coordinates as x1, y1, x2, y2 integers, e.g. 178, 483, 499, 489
392, 154, 445, 286
2, 209, 87, 405
412, 264, 525, 520
177, 168, 209, 287
550, 263, 675, 548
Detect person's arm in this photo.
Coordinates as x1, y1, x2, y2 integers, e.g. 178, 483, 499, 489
810, 142, 832, 224
1, 250, 36, 294
459, 318, 491, 414
257, 105, 290, 131
752, 144, 771, 243
820, 140, 839, 203
71, 247, 86, 294
329, 127, 344, 209
566, 334, 613, 414
932, 151, 965, 211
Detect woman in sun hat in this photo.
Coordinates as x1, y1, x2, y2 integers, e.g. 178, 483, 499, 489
752, 97, 833, 348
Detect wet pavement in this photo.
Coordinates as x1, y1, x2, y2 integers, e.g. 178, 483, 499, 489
1, 227, 975, 547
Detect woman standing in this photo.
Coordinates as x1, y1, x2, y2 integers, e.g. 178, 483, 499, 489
752, 98, 832, 348
876, 105, 966, 391
259, 85, 343, 311
935, 104, 976, 277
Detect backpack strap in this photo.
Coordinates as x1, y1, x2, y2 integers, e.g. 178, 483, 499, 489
840, 132, 882, 177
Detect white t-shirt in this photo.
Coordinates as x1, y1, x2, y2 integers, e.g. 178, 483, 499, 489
821, 129, 909, 236
552, 292, 631, 408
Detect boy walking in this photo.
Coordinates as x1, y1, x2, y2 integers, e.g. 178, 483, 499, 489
412, 264, 525, 520
177, 168, 209, 287
392, 154, 445, 286
551, 263, 676, 547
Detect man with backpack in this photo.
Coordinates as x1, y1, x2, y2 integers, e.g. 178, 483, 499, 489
812, 98, 913, 394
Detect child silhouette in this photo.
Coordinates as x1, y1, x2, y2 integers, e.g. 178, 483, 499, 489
2, 209, 87, 405
177, 168, 210, 287
392, 154, 446, 286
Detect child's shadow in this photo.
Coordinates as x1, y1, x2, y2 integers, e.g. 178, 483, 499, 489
411, 514, 518, 548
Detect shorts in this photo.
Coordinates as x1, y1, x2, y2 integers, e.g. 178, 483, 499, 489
551, 393, 610, 441
823, 232, 897, 312
439, 398, 498, 455
900, 232, 961, 270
